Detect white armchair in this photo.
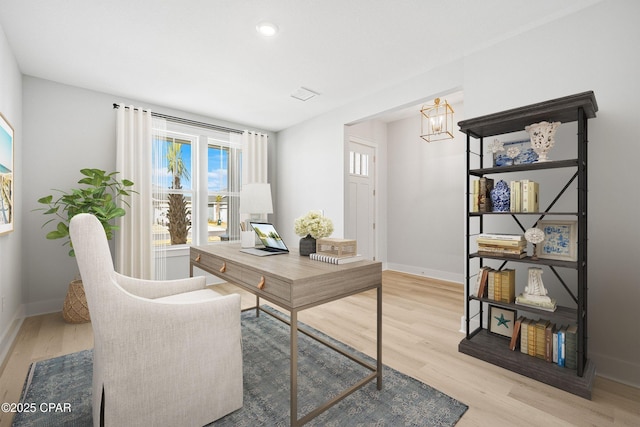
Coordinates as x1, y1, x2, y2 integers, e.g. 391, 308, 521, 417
69, 213, 243, 427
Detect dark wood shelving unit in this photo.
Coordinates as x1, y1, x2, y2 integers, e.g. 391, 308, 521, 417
458, 91, 597, 399
468, 159, 579, 177
458, 330, 596, 399
469, 212, 578, 216
468, 297, 577, 325
467, 252, 578, 269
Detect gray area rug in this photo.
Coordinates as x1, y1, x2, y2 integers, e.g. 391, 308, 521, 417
14, 307, 467, 426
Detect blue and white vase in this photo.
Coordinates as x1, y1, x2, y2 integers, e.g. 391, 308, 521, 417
490, 180, 511, 212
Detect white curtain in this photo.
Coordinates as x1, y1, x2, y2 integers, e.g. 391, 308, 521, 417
115, 104, 154, 279
242, 131, 269, 185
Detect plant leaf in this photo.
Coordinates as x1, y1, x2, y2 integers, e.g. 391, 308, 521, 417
37, 195, 53, 204
46, 230, 66, 239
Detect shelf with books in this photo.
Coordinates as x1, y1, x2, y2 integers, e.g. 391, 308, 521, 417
458, 330, 595, 399
468, 252, 577, 269
459, 91, 596, 398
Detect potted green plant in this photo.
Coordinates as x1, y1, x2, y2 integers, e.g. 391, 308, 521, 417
36, 168, 135, 323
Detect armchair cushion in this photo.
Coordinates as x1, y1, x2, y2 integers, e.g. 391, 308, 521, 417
155, 288, 223, 303
114, 272, 209, 299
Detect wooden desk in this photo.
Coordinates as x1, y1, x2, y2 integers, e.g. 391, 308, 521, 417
190, 244, 382, 426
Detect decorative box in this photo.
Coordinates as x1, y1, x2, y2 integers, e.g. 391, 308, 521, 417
315, 238, 357, 258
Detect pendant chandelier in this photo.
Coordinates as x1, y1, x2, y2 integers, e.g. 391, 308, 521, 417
420, 98, 454, 142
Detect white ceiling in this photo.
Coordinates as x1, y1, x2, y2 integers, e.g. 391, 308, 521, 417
0, 0, 601, 131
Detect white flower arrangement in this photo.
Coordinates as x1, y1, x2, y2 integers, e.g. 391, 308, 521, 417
487, 138, 504, 154
294, 210, 334, 239
507, 146, 521, 159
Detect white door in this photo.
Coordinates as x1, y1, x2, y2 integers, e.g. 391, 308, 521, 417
347, 139, 376, 260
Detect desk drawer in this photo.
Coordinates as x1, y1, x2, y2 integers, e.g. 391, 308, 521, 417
192, 250, 242, 282
242, 269, 290, 302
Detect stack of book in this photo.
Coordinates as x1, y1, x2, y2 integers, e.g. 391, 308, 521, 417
472, 177, 494, 212
472, 266, 515, 303
476, 233, 527, 258
311, 238, 362, 264
490, 269, 515, 303
510, 317, 578, 370
509, 179, 539, 212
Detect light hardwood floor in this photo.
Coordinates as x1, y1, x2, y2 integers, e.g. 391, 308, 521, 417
0, 270, 638, 426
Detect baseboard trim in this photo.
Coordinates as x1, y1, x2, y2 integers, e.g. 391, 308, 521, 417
0, 304, 25, 369
590, 350, 640, 389
24, 298, 64, 318
385, 263, 464, 284
460, 314, 481, 334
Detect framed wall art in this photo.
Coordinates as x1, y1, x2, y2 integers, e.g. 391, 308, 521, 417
536, 220, 577, 261
488, 305, 517, 339
493, 139, 538, 167
0, 112, 14, 235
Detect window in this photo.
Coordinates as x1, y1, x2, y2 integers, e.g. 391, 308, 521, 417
152, 126, 242, 248
349, 150, 369, 176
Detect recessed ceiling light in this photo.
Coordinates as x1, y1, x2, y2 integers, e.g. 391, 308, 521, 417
256, 22, 278, 37
291, 87, 319, 102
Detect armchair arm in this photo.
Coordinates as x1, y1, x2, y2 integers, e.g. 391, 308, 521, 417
114, 272, 207, 299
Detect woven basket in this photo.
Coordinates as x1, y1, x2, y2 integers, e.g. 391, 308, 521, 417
62, 279, 91, 324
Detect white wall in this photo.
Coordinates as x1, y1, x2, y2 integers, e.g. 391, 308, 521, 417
0, 24, 23, 362
276, 59, 464, 248
21, 77, 276, 314
276, 0, 639, 386
385, 100, 465, 282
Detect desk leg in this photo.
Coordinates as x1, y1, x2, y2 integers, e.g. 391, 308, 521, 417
377, 284, 383, 390
290, 309, 298, 426
256, 295, 260, 317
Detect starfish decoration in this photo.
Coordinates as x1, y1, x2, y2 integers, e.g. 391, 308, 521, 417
494, 313, 511, 329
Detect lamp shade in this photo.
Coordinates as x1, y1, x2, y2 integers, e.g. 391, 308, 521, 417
240, 183, 273, 215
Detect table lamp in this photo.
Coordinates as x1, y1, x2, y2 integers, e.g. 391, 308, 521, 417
240, 183, 273, 228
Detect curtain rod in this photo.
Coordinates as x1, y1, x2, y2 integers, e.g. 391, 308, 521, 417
113, 103, 244, 134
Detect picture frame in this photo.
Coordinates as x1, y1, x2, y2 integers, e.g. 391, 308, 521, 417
493, 139, 538, 167
536, 220, 577, 261
0, 112, 14, 235
488, 305, 517, 339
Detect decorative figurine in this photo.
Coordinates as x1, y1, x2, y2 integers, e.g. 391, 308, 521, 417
516, 267, 557, 311
505, 146, 521, 166
524, 227, 545, 260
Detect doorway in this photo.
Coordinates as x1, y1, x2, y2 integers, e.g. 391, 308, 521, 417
347, 137, 376, 260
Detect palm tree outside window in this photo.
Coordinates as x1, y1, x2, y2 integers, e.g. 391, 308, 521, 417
152, 129, 241, 248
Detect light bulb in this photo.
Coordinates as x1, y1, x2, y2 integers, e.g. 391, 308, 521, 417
256, 22, 278, 37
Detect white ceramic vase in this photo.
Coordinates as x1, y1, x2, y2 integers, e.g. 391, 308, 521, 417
525, 121, 560, 162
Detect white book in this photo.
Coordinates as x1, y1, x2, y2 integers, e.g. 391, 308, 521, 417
522, 180, 530, 212
478, 233, 525, 241
309, 253, 363, 264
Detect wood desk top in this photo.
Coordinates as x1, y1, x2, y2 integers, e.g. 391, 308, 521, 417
190, 243, 382, 309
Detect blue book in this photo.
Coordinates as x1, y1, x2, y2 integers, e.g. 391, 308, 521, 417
557, 326, 566, 367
